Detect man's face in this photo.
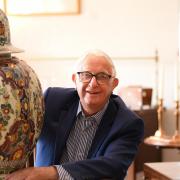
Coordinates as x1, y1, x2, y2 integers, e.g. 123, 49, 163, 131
72, 55, 119, 114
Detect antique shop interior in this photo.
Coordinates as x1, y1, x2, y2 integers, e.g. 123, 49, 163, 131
1, 0, 180, 179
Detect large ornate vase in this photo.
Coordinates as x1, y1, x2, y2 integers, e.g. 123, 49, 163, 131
0, 55, 44, 176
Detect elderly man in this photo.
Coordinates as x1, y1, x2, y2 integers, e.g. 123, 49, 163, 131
6, 50, 144, 180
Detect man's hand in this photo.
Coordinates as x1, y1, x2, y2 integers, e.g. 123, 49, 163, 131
5, 166, 59, 180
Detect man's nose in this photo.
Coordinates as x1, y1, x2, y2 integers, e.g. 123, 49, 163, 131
89, 76, 99, 87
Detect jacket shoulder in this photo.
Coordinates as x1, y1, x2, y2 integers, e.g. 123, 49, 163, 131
44, 87, 78, 106
43, 87, 78, 121
110, 94, 143, 123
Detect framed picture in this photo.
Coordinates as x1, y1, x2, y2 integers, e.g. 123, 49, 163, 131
0, 0, 5, 12
4, 0, 80, 16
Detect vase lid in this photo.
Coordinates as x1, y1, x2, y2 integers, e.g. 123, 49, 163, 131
0, 9, 23, 54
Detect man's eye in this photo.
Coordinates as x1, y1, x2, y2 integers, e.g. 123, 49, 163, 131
83, 73, 92, 78
97, 74, 108, 79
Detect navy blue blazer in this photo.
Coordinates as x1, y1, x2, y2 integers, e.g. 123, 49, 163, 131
35, 87, 144, 180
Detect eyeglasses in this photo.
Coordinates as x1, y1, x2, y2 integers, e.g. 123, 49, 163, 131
77, 71, 113, 84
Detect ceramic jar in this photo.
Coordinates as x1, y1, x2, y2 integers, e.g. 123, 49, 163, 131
0, 9, 44, 178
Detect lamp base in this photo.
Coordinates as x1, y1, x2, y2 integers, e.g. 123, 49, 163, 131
144, 135, 180, 148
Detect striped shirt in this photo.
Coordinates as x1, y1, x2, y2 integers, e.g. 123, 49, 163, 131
55, 101, 108, 180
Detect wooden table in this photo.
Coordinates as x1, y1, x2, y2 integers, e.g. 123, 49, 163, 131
144, 162, 180, 180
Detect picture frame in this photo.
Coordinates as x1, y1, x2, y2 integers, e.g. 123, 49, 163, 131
4, 0, 80, 16
0, 0, 5, 12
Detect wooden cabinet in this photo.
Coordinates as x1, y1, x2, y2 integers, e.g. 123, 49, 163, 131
134, 109, 162, 173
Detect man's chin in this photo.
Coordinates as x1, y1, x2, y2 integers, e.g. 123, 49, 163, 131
85, 99, 99, 106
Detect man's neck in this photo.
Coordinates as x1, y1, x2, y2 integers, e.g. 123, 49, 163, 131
80, 102, 109, 117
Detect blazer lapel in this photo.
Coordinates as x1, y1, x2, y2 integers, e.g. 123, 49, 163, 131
53, 100, 79, 164
87, 100, 117, 158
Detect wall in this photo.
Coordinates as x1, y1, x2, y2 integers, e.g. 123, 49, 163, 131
6, 0, 180, 160
8, 0, 179, 107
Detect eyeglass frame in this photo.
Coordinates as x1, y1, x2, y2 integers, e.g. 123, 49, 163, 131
77, 71, 114, 84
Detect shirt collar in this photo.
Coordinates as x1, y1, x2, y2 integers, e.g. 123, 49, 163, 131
76, 101, 109, 126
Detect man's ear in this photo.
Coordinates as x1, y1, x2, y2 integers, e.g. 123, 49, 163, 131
113, 78, 119, 89
72, 73, 76, 83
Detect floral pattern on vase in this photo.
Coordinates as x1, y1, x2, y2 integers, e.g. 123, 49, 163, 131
0, 56, 44, 175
